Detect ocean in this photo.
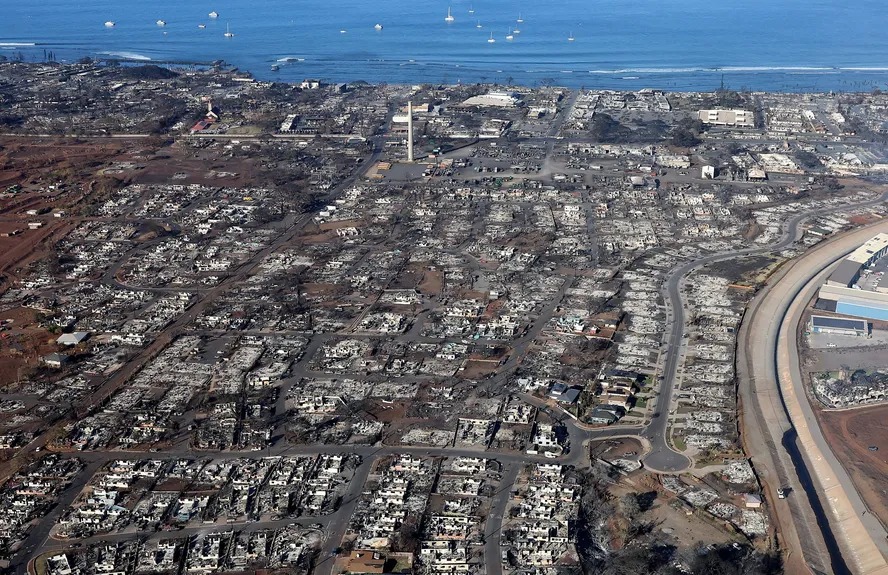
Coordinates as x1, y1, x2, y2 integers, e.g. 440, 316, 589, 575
2, 0, 888, 92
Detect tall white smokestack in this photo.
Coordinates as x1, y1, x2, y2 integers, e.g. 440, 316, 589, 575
407, 101, 414, 162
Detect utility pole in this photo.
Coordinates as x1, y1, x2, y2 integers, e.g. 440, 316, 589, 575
407, 101, 414, 162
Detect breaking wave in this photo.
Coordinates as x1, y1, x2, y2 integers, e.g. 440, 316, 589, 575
100, 51, 152, 61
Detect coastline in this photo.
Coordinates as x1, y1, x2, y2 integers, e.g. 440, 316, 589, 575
2, 46, 888, 93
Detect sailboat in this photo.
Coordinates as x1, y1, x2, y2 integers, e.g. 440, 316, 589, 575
476, 20, 482, 28
224, 24, 234, 37
505, 29, 514, 40
568, 32, 575, 41
445, 7, 454, 22
517, 12, 524, 23
487, 31, 495, 43
513, 28, 520, 34
468, 4, 474, 13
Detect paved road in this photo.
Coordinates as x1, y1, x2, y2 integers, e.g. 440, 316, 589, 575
7, 101, 888, 574
314, 455, 376, 575
641, 190, 888, 473
739, 272, 835, 574
774, 224, 888, 574
12, 459, 104, 575
7, 420, 646, 575
483, 463, 520, 575
5, 402, 637, 575
738, 216, 888, 575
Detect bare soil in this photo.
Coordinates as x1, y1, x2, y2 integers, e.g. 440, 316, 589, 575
848, 213, 883, 227
0, 307, 57, 388
417, 269, 443, 296
705, 254, 777, 285
389, 263, 424, 290
589, 437, 644, 460
0, 137, 130, 196
0, 136, 163, 290
131, 142, 259, 188
318, 218, 364, 232
459, 359, 499, 380
365, 400, 408, 424
608, 471, 745, 555
816, 403, 888, 527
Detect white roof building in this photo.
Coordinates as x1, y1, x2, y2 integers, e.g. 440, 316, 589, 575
57, 332, 90, 346
698, 109, 754, 128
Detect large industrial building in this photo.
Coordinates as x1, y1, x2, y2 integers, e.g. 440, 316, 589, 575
697, 109, 754, 128
809, 315, 869, 337
817, 233, 888, 321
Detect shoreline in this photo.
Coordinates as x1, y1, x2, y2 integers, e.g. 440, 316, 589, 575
2, 46, 888, 93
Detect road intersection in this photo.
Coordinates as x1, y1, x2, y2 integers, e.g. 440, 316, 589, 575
6, 92, 888, 574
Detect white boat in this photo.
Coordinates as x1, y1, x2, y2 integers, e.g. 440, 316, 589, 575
487, 31, 495, 43
104, 21, 115, 27
468, 4, 474, 13
156, 19, 166, 26
224, 24, 234, 37
517, 12, 524, 23
374, 23, 383, 30
505, 29, 513, 40
513, 28, 520, 34
476, 20, 482, 28
568, 33, 575, 41
445, 7, 454, 22
209, 11, 219, 18
198, 24, 206, 29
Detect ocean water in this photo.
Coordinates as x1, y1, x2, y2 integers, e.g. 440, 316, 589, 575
2, 0, 888, 91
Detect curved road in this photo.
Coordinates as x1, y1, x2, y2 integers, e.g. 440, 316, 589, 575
642, 190, 888, 473
736, 217, 888, 575
775, 224, 888, 573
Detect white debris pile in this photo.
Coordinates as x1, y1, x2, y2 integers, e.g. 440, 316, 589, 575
352, 421, 384, 436
400, 428, 452, 446
685, 434, 732, 449
609, 459, 642, 473
661, 476, 687, 494
682, 487, 719, 507
707, 502, 739, 520
691, 411, 724, 422
722, 460, 755, 484
737, 510, 769, 536
691, 421, 725, 434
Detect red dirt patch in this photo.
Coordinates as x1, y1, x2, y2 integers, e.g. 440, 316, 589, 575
848, 213, 882, 226
589, 437, 644, 460
0, 306, 57, 388
458, 359, 500, 380
817, 403, 888, 527
418, 269, 443, 296
318, 218, 364, 232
